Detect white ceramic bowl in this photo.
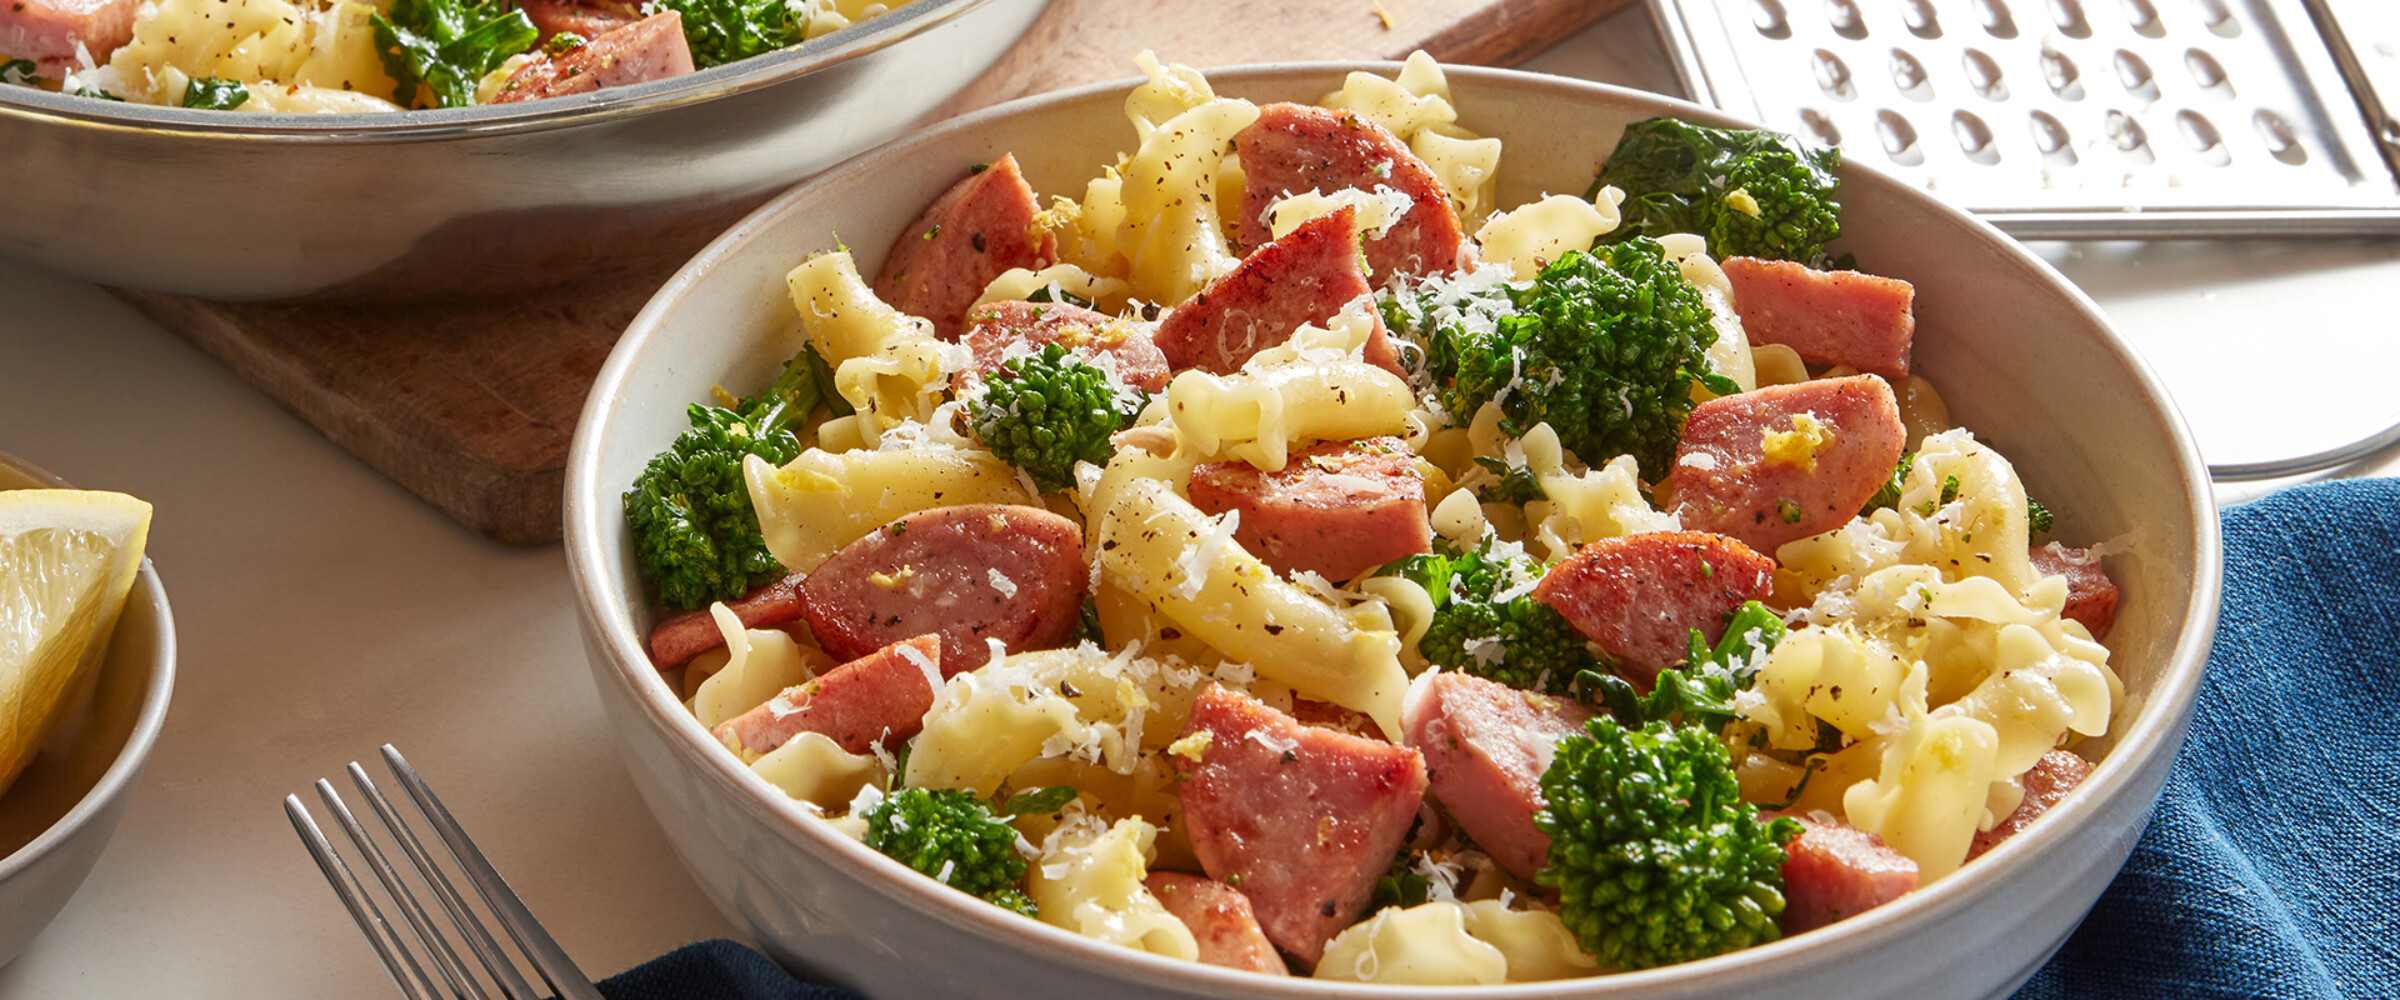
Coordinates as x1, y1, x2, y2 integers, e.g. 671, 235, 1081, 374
0, 453, 176, 968
566, 64, 2222, 999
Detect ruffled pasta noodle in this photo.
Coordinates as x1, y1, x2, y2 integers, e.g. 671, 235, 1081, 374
1112, 95, 1259, 306
1315, 899, 1596, 985
1473, 192, 1623, 281
787, 251, 966, 431
1094, 478, 1410, 738
1164, 360, 1414, 472
1029, 812, 1198, 960
746, 446, 1033, 574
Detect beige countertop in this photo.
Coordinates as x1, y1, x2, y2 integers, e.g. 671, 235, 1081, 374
2, 5, 2396, 997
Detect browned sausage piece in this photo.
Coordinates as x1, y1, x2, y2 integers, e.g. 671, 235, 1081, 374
1236, 103, 1466, 284
490, 11, 695, 104
2030, 543, 2120, 640
1777, 812, 1920, 935
1151, 206, 1405, 378
711, 634, 941, 757
1186, 437, 1431, 584
515, 0, 640, 43
1665, 375, 1908, 557
646, 572, 806, 671
1, 0, 140, 80
797, 503, 1085, 672
951, 299, 1170, 396
1534, 531, 1775, 684
1400, 672, 1591, 882
1965, 749, 2095, 861
872, 154, 1056, 341
1175, 684, 1426, 971
1722, 256, 1917, 378
1144, 873, 1289, 976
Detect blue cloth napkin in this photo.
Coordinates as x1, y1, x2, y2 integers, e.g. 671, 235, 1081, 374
602, 480, 2400, 1000
2015, 478, 2400, 1000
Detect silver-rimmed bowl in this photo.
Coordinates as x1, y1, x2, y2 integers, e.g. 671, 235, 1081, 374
0, 452, 176, 968
564, 63, 2221, 1000
0, 0, 1046, 301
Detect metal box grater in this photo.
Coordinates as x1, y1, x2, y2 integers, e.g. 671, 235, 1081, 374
1648, 0, 2400, 237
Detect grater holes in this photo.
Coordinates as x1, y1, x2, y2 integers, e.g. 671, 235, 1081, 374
1891, 48, 1935, 101
2121, 0, 2164, 38
1963, 49, 2009, 101
1877, 109, 1927, 166
2190, 0, 2240, 38
1814, 49, 1858, 101
1800, 108, 1843, 147
1904, 0, 1940, 38
2253, 109, 2306, 164
1975, 0, 2019, 38
2176, 110, 2232, 166
1952, 111, 2000, 164
1826, 0, 1868, 40
2043, 47, 2087, 101
2116, 50, 2160, 104
2106, 110, 2157, 163
2184, 48, 2233, 98
2050, 0, 2093, 39
2029, 110, 2079, 165
1752, 0, 1793, 40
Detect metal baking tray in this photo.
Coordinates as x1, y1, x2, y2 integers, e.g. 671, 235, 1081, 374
1646, 0, 2400, 237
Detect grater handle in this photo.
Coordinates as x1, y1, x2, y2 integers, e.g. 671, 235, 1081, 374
2298, 0, 2400, 184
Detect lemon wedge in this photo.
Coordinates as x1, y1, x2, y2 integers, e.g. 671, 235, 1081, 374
0, 490, 152, 798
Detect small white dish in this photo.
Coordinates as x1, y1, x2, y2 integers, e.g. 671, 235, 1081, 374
0, 452, 176, 969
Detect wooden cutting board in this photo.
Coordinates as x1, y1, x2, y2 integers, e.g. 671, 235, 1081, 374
113, 0, 1637, 546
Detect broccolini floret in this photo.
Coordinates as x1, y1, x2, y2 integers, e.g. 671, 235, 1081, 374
1379, 538, 1602, 695
1535, 717, 1802, 970
1593, 118, 1843, 266
623, 349, 831, 610
1388, 241, 1725, 478
861, 787, 1038, 917
966, 344, 1146, 493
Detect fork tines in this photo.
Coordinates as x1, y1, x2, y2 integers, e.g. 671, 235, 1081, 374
285, 745, 606, 1000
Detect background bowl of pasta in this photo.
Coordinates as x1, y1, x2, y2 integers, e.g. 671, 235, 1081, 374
564, 59, 2220, 1000
0, 0, 1045, 300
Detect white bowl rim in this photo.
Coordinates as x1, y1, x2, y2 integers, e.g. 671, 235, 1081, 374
0, 0, 1002, 141
565, 60, 2224, 995
0, 454, 179, 882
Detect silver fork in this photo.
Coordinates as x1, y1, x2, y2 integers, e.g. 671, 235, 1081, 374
284, 745, 607, 1000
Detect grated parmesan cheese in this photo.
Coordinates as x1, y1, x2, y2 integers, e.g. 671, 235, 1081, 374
987, 567, 1019, 599
1172, 509, 1240, 601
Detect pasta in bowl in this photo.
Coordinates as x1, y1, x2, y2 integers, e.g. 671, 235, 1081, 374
564, 57, 2218, 999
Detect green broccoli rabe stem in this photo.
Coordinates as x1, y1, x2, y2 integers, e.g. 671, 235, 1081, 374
622, 348, 831, 611
371, 0, 537, 109
967, 344, 1147, 493
1581, 600, 1787, 730
862, 787, 1038, 917
1536, 718, 1802, 970
653, 0, 809, 69
1389, 240, 1720, 478
1592, 118, 1843, 266
1378, 537, 1603, 695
